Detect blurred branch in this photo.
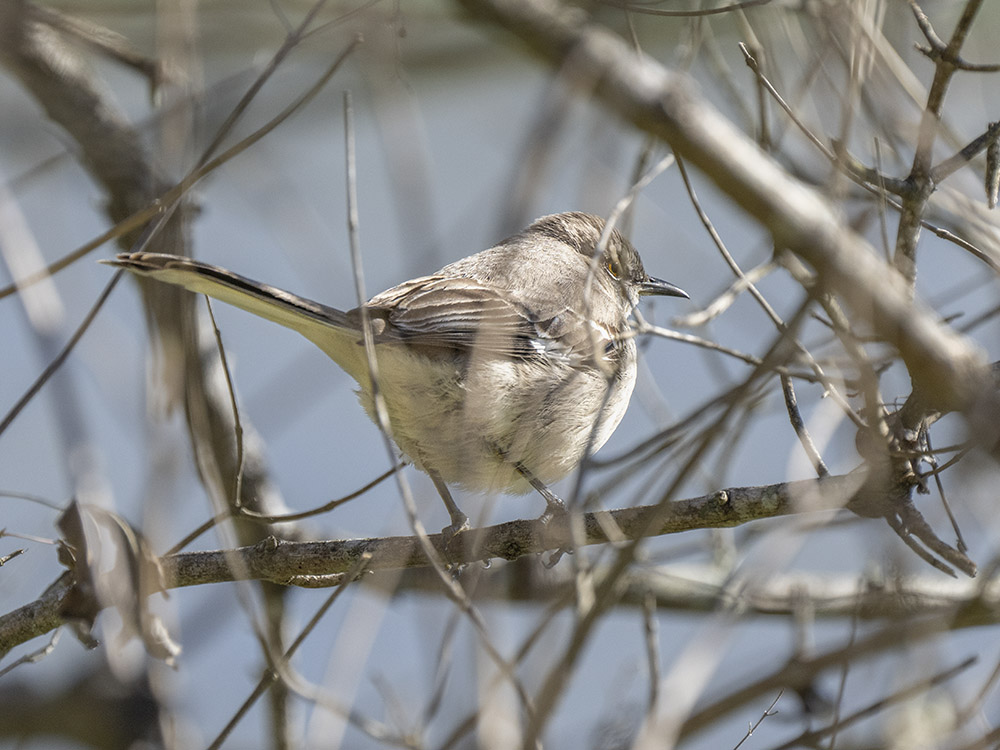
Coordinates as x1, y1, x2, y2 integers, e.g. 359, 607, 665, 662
678, 615, 977, 742
764, 656, 975, 750
373, 562, 1000, 623
30, 3, 165, 86
598, 0, 772, 17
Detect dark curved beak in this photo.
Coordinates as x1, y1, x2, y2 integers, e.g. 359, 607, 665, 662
640, 276, 689, 299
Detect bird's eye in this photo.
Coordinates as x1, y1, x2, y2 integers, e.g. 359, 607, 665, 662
606, 259, 620, 279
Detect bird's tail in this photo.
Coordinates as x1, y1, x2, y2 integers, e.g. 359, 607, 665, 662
104, 252, 365, 373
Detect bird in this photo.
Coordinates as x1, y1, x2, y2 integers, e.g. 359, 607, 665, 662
104, 212, 688, 535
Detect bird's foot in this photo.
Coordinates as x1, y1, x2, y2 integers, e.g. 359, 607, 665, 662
537, 497, 572, 567
441, 511, 470, 542
538, 496, 567, 525
542, 545, 573, 569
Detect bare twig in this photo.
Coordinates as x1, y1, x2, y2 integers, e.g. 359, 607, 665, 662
741, 42, 1000, 273
771, 656, 976, 750
642, 592, 660, 713
896, 0, 989, 287
0, 272, 123, 438
164, 463, 401, 556
206, 553, 379, 750
780, 374, 830, 478
909, 0, 1000, 72
929, 121, 1000, 185
731, 690, 781, 749
0, 629, 60, 678
600, 0, 772, 17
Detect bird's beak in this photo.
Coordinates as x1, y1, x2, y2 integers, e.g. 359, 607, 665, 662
639, 276, 689, 299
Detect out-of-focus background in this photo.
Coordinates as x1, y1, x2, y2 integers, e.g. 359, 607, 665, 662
1, 1, 999, 748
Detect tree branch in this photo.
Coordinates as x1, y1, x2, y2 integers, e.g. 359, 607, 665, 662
0, 471, 947, 658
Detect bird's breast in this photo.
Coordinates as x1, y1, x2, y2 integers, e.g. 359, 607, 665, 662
353, 343, 638, 494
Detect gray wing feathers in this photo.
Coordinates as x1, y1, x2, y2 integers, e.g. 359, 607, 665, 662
367, 276, 599, 361
376, 279, 537, 355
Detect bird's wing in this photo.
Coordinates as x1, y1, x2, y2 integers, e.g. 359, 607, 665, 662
366, 275, 612, 364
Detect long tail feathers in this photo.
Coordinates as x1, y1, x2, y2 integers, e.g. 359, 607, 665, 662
104, 252, 365, 374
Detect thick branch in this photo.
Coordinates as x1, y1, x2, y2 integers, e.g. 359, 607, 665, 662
0, 473, 872, 657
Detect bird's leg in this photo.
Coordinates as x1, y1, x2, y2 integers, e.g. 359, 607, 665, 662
429, 470, 470, 538
514, 462, 567, 523
494, 447, 570, 568
514, 462, 571, 568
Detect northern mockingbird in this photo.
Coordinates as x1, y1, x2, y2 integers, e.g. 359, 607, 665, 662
105, 212, 687, 534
